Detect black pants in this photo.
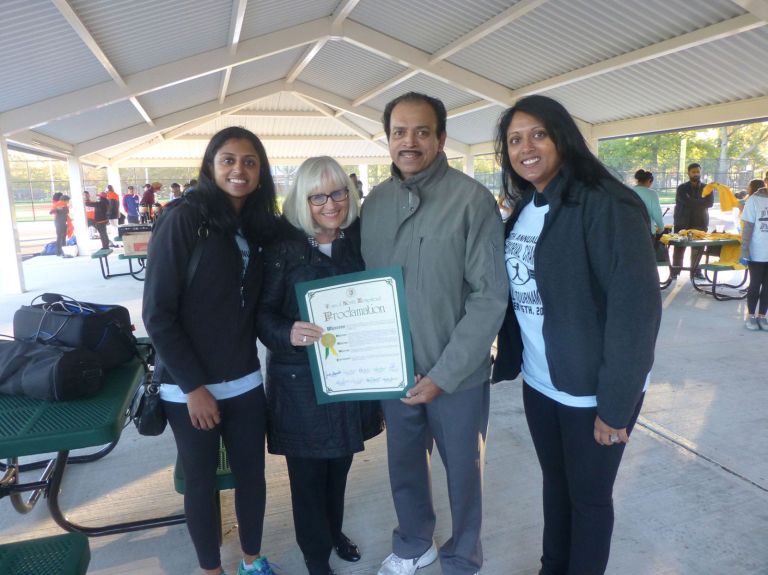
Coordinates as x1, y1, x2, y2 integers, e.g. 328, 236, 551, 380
165, 386, 267, 570
95, 222, 109, 249
671, 225, 705, 275
285, 455, 353, 574
55, 223, 67, 255
523, 384, 643, 575
747, 261, 768, 315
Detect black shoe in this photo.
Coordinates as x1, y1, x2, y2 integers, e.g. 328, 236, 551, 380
333, 533, 361, 562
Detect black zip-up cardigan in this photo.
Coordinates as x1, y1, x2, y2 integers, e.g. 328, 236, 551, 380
143, 200, 264, 393
492, 172, 662, 428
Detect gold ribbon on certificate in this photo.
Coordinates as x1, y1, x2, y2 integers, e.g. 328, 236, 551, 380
321, 332, 338, 359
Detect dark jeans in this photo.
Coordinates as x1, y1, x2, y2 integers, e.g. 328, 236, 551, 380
523, 384, 643, 575
747, 261, 768, 315
127, 215, 139, 224
95, 222, 109, 249
165, 386, 267, 570
285, 455, 353, 574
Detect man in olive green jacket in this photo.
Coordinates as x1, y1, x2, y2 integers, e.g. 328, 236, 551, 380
361, 92, 508, 575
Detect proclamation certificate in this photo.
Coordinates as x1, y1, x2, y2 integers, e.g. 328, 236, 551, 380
295, 267, 415, 404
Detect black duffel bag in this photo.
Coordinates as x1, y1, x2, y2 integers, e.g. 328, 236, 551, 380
13, 293, 137, 369
0, 338, 103, 401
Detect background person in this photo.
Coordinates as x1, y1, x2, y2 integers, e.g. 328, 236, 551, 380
85, 191, 111, 249
672, 162, 713, 279
257, 156, 382, 575
741, 172, 768, 331
143, 127, 279, 575
105, 184, 121, 237
123, 185, 140, 224
49, 192, 69, 256
493, 95, 661, 575
83, 190, 97, 238
632, 169, 665, 234
361, 92, 508, 575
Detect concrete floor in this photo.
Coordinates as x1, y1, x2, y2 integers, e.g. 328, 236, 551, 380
0, 250, 766, 575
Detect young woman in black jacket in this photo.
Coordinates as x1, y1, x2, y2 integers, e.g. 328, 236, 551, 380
257, 156, 383, 575
143, 127, 278, 575
493, 96, 661, 575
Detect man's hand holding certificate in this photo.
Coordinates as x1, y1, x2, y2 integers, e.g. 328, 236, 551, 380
295, 267, 415, 404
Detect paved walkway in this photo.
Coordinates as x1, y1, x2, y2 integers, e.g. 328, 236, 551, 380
0, 254, 766, 575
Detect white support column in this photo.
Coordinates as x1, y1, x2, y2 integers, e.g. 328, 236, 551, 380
0, 136, 25, 294
358, 164, 369, 197
463, 154, 475, 178
67, 155, 92, 256
107, 165, 122, 196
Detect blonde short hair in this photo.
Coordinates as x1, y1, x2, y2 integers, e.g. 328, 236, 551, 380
283, 156, 361, 236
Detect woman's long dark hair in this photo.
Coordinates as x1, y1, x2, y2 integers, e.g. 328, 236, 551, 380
192, 126, 278, 243
495, 95, 616, 203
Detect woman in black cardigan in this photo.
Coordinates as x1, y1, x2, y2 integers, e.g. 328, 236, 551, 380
258, 156, 383, 575
493, 96, 661, 575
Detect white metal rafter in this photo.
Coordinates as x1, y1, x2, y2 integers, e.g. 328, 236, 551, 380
51, 0, 154, 126
218, 0, 250, 103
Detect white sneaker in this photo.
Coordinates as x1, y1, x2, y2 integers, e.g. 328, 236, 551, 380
377, 541, 438, 575
745, 317, 760, 331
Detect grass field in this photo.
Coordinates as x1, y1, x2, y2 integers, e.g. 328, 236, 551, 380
14, 202, 55, 222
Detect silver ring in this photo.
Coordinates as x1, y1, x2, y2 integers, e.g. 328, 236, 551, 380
302, 335, 307, 343
609, 433, 619, 443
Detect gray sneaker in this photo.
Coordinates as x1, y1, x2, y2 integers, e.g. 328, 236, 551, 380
746, 317, 760, 331
377, 542, 438, 575
758, 317, 768, 331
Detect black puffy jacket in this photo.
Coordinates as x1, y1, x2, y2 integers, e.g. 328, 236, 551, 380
257, 217, 383, 458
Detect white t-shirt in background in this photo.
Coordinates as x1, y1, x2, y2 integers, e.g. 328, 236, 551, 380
742, 193, 768, 262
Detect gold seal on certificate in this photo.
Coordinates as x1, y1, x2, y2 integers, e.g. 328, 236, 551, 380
295, 267, 415, 404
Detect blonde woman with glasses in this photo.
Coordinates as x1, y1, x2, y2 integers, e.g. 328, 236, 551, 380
257, 156, 383, 575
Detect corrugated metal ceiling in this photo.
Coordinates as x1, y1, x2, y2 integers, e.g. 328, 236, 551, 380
0, 0, 111, 113
69, 0, 232, 76
543, 26, 768, 124
2, 0, 766, 167
447, 0, 748, 90
227, 47, 305, 95
138, 72, 223, 119
348, 0, 513, 55
240, 0, 338, 40
35, 100, 143, 144
297, 39, 407, 101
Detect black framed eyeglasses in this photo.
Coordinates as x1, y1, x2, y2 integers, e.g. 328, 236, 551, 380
308, 187, 349, 206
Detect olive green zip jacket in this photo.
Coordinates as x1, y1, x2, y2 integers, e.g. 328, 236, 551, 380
361, 153, 508, 393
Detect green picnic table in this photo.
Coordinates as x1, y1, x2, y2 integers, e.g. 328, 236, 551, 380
0, 359, 185, 536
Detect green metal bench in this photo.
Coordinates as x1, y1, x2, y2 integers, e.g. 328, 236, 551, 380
0, 532, 90, 574
91, 247, 115, 279
696, 262, 749, 301
174, 437, 235, 544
